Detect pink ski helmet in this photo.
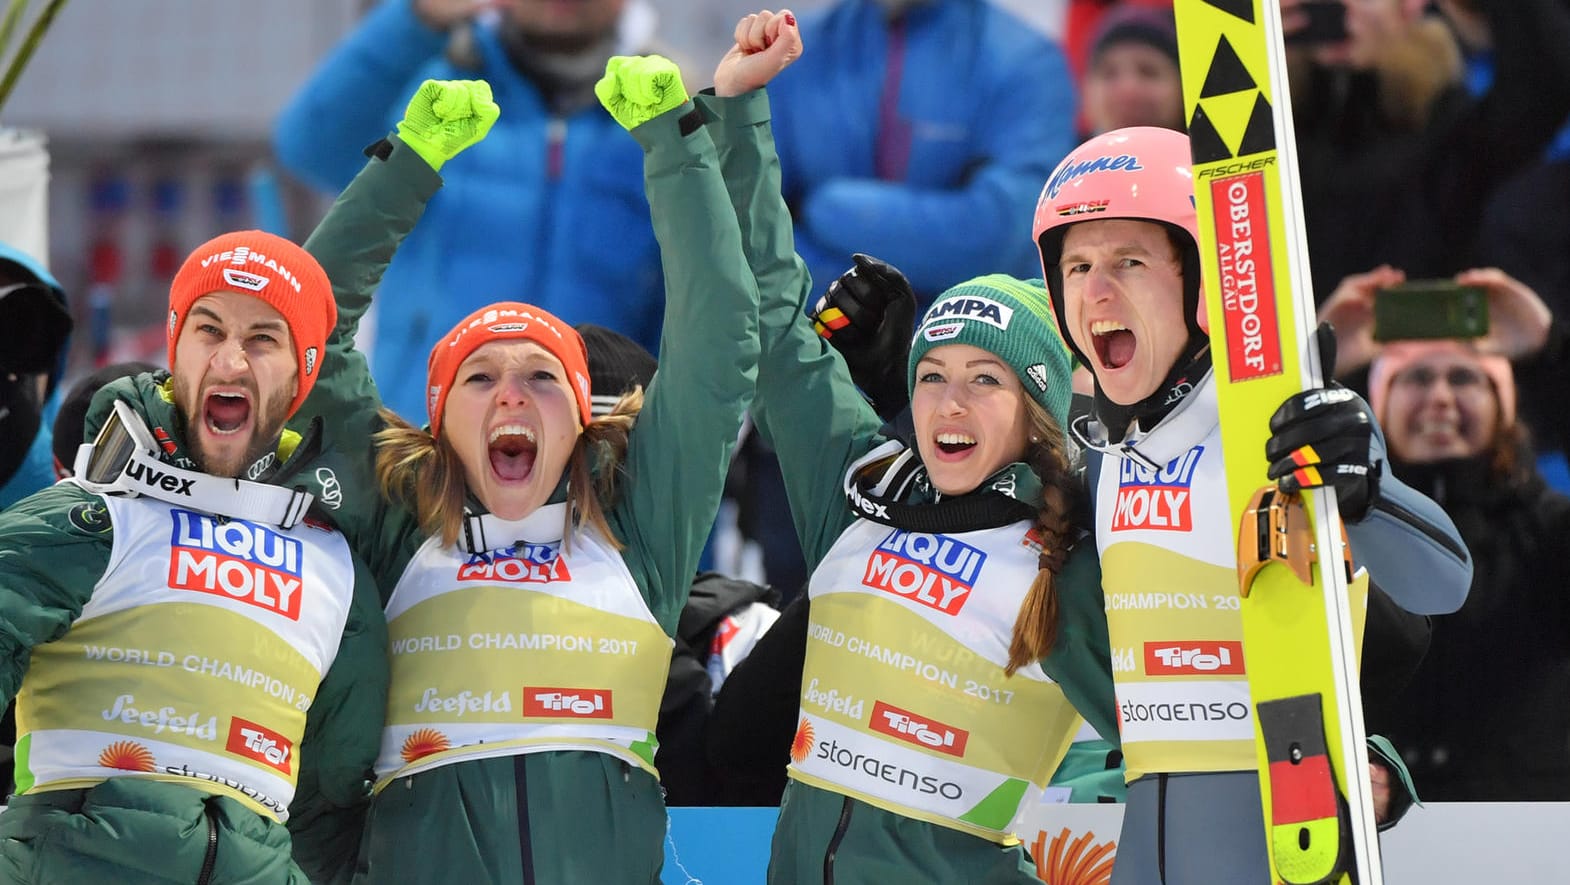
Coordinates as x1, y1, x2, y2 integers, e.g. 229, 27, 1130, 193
1032, 126, 1206, 363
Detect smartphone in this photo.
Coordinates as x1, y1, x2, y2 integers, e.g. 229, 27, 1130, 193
1284, 1, 1348, 46
1372, 281, 1489, 342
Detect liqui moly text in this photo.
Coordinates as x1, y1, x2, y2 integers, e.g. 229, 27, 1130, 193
167, 509, 304, 620
457, 542, 571, 583
862, 530, 986, 615
1112, 447, 1202, 533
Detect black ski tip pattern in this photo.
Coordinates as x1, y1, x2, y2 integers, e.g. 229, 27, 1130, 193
1188, 105, 1233, 164
1240, 92, 1278, 155
1201, 35, 1258, 98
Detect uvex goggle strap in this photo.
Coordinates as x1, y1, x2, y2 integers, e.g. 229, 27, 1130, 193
841, 439, 1033, 532
72, 398, 314, 529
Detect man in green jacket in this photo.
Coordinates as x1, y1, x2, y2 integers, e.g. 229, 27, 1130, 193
0, 226, 388, 884
0, 78, 504, 885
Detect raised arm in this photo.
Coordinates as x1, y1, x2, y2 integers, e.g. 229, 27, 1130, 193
296, 79, 497, 429
291, 80, 496, 572
695, 11, 887, 568
593, 56, 761, 633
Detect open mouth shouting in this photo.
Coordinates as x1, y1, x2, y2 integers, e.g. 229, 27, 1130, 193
203, 388, 254, 437
488, 424, 538, 482
933, 430, 978, 461
1090, 319, 1136, 371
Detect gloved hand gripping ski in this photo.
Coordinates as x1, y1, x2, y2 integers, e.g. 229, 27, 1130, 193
1265, 324, 1381, 522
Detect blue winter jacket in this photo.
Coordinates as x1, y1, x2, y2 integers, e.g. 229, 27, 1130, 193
767, 0, 1078, 304
0, 243, 66, 509
272, 0, 663, 421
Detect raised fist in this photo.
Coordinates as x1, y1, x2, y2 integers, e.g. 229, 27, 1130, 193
714, 9, 803, 97
396, 79, 500, 171
595, 55, 689, 131
812, 253, 918, 421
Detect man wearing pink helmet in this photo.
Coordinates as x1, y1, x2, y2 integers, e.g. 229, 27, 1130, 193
811, 123, 1472, 880
1032, 125, 1472, 882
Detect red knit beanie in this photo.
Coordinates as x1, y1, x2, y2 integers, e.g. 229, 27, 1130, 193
425, 302, 592, 438
1368, 340, 1516, 428
166, 231, 335, 418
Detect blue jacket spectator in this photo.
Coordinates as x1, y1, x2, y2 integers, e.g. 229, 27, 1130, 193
767, 0, 1078, 305
0, 242, 70, 508
272, 0, 666, 421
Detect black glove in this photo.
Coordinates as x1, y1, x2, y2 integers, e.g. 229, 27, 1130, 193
809, 253, 917, 422
1264, 323, 1381, 522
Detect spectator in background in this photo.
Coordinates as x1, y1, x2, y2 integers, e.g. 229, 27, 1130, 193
1478, 167, 1570, 454
1362, 338, 1570, 801
767, 0, 1079, 307
1282, 0, 1570, 303
1317, 263, 1570, 473
1079, 2, 1183, 137
989, 0, 1171, 83
0, 243, 72, 509
1456, 0, 1570, 472
273, 0, 677, 421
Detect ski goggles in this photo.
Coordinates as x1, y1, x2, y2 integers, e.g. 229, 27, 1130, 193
76, 397, 158, 487
74, 398, 313, 528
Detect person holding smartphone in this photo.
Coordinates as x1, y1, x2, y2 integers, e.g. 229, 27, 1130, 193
1281, 0, 1570, 306
1317, 264, 1553, 380
1361, 335, 1570, 802
1316, 263, 1570, 476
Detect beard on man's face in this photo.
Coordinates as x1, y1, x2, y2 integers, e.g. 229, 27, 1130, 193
173, 373, 292, 479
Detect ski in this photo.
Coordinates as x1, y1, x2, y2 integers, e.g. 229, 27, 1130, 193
1170, 2, 1380, 883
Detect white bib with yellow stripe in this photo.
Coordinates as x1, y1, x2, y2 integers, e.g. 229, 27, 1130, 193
1090, 376, 1366, 780
16, 490, 355, 821
374, 504, 674, 787
789, 517, 1083, 845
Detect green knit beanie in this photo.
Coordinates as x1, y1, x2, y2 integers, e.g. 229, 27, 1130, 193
907, 274, 1075, 429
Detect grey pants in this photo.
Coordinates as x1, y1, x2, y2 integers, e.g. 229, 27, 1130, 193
1112, 770, 1272, 884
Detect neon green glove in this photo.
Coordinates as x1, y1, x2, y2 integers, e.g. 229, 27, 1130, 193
396, 79, 500, 171
594, 55, 688, 131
